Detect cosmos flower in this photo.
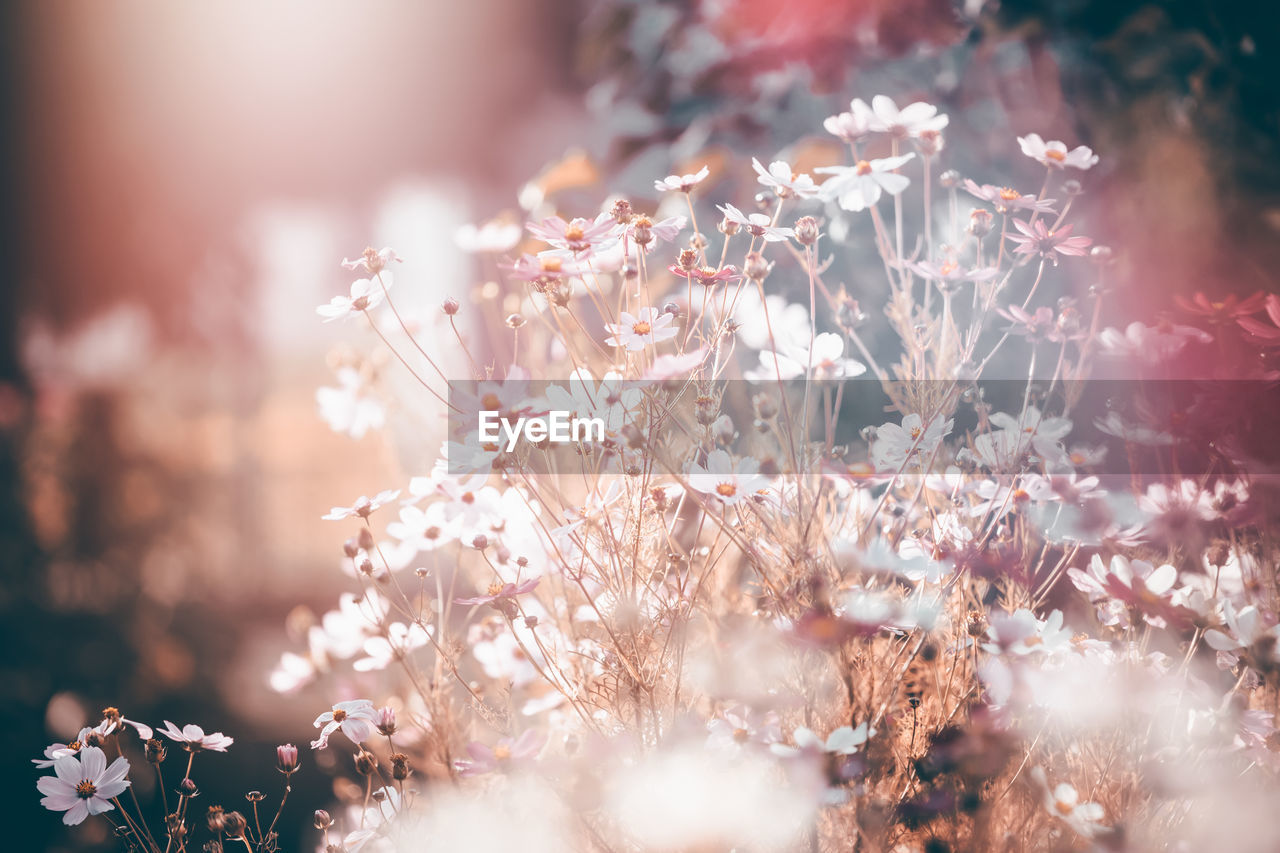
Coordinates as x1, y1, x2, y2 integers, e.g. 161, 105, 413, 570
455, 577, 540, 607
604, 307, 678, 351
455, 730, 546, 776
654, 165, 710, 193
751, 158, 820, 199
1004, 219, 1092, 263
816, 153, 915, 212
526, 213, 619, 256
869, 413, 952, 471
1174, 291, 1266, 325
311, 700, 377, 750
862, 95, 949, 138
1017, 133, 1100, 170
1032, 768, 1107, 837
323, 489, 402, 521
962, 180, 1057, 214
686, 450, 770, 505
317, 276, 387, 322
717, 203, 795, 242
823, 99, 876, 144
908, 258, 999, 289
37, 747, 131, 826
317, 367, 385, 439
341, 247, 402, 275
157, 721, 234, 752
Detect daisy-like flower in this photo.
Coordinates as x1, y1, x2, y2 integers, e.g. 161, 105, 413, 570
862, 95, 949, 138
37, 746, 131, 826
1237, 293, 1280, 345
322, 489, 401, 521
1174, 291, 1266, 325
823, 99, 876, 144
667, 264, 743, 287
157, 721, 234, 752
1096, 320, 1213, 364
97, 707, 154, 741
353, 621, 434, 672
1031, 768, 1107, 837
624, 214, 686, 253
1068, 554, 1180, 626
816, 153, 915, 212
770, 723, 875, 759
998, 304, 1088, 343
341, 246, 402, 275
654, 165, 710, 193
526, 213, 619, 257
1093, 410, 1176, 446
717, 203, 795, 242
604, 307, 678, 351
985, 609, 1073, 657
686, 450, 770, 505
316, 276, 386, 322
962, 180, 1057, 214
312, 700, 377, 750
33, 728, 95, 768
1205, 601, 1280, 667
505, 251, 588, 285
1005, 219, 1092, 263
752, 158, 820, 199
869, 413, 952, 472
455, 221, 522, 254
1017, 133, 1100, 170
744, 333, 867, 381
455, 577, 540, 607
455, 730, 546, 776
706, 706, 782, 751
908, 258, 999, 290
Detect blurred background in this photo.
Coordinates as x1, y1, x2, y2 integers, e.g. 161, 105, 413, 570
2, 0, 1276, 849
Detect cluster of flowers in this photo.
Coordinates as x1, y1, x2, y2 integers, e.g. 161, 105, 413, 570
45, 93, 1280, 851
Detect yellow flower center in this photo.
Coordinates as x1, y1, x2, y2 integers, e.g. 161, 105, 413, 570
632, 321, 652, 335
716, 483, 738, 497
1055, 799, 1074, 815
910, 426, 922, 439
998, 187, 1020, 200
332, 709, 348, 722
493, 744, 512, 761
939, 261, 957, 276
76, 780, 97, 799
564, 225, 585, 242
461, 492, 476, 504
541, 257, 563, 273
487, 582, 505, 596
481, 393, 502, 411
1045, 149, 1066, 162
855, 160, 872, 176
732, 728, 750, 744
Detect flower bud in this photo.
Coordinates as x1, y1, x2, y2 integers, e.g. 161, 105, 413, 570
718, 216, 740, 237
610, 198, 633, 225
967, 208, 993, 239
677, 249, 698, 272
342, 538, 360, 558
390, 752, 411, 781
357, 527, 374, 551
1090, 245, 1113, 265
689, 232, 709, 251
145, 738, 167, 764
915, 129, 944, 156
354, 749, 378, 776
276, 743, 299, 774
793, 216, 819, 246
314, 810, 334, 830
375, 707, 398, 737
471, 534, 488, 550
223, 811, 247, 839
743, 251, 771, 282
939, 169, 961, 189
694, 394, 719, 426
206, 805, 226, 834
752, 393, 778, 420
505, 313, 526, 329
245, 791, 265, 803
662, 301, 681, 317
1062, 179, 1083, 196
441, 296, 460, 315
631, 214, 653, 246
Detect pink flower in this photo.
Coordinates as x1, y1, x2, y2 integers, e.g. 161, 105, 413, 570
311, 700, 377, 750
1017, 133, 1099, 170
37, 746, 131, 826
455, 730, 546, 776
157, 721, 234, 752
909, 258, 998, 289
455, 577, 540, 607
1005, 219, 1092, 263
962, 180, 1056, 214
1238, 294, 1280, 345
667, 265, 743, 287
526, 213, 619, 257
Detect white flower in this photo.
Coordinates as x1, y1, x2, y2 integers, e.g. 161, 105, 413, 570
863, 95, 948, 137
157, 721, 234, 752
33, 729, 95, 768
354, 622, 434, 672
686, 450, 770, 505
455, 221, 522, 254
604, 307, 678, 351
770, 723, 875, 758
1205, 601, 1280, 660
323, 489, 401, 521
816, 153, 915, 212
869, 412, 952, 471
751, 158, 820, 199
744, 333, 866, 381
312, 700, 377, 749
655, 165, 710, 193
317, 368, 385, 439
986, 609, 1072, 656
341, 247, 401, 274
1017, 133, 1099, 170
1032, 768, 1107, 837
317, 276, 388, 322
717, 203, 795, 242
37, 746, 131, 826
1097, 320, 1212, 363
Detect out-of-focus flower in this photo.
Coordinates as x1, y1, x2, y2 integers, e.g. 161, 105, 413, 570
717, 203, 795, 241
1205, 601, 1280, 668
909, 258, 998, 289
706, 706, 781, 751
37, 747, 130, 826
1097, 320, 1213, 363
816, 153, 915, 212
312, 700, 377, 750
157, 721, 234, 753
341, 246, 402, 275
97, 708, 153, 741
1017, 134, 1099, 170
823, 99, 876, 144
1093, 411, 1176, 446
455, 578, 540, 607
1005, 219, 1091, 263
962, 180, 1056, 214
317, 276, 387, 322
863, 95, 948, 138
353, 622, 434, 672
744, 333, 866, 381
276, 744, 299, 774
771, 723, 874, 758
455, 730, 546, 776
1175, 291, 1266, 325
322, 489, 401, 521
752, 158, 819, 199
317, 367, 385, 439
654, 165, 710, 193
1237, 293, 1280, 345
985, 609, 1072, 656
1031, 768, 1107, 837
686, 450, 769, 505
33, 729, 95, 768
667, 264, 742, 287
604, 307, 678, 351
455, 221, 522, 254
